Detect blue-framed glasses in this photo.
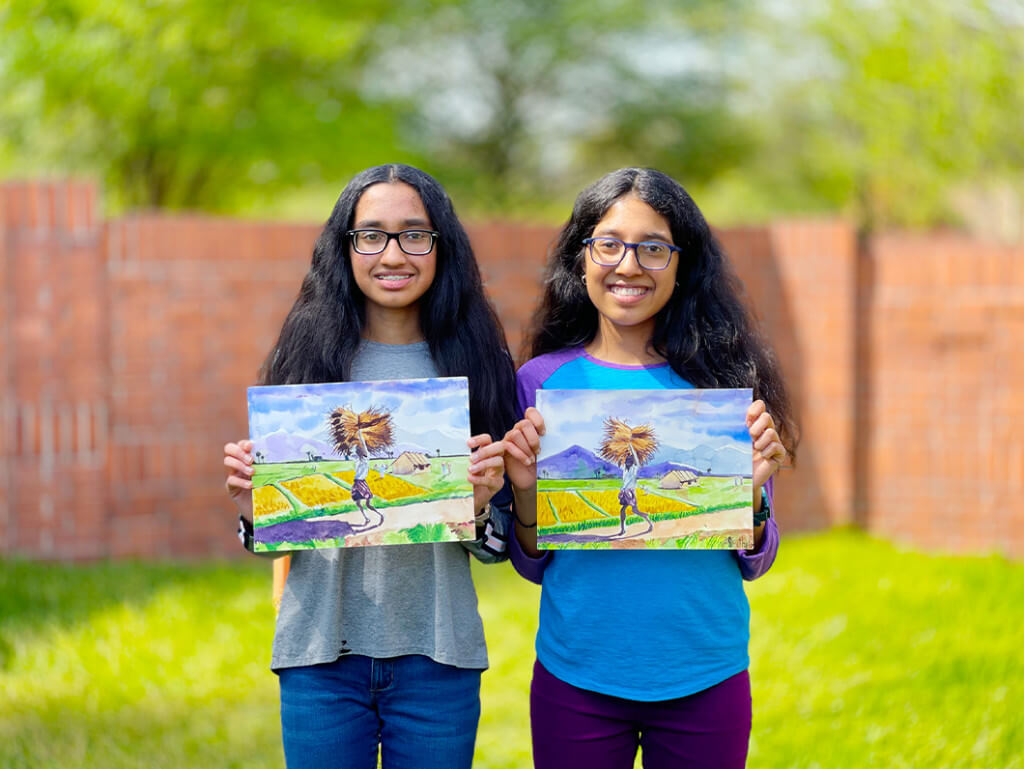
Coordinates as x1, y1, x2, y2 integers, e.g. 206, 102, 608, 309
582, 237, 681, 271
347, 229, 439, 256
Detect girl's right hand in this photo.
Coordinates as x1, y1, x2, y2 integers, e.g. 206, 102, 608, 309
501, 407, 545, 491
224, 439, 255, 521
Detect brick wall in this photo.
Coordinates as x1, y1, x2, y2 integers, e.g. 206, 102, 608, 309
721, 221, 857, 533
864, 233, 1024, 553
1, 180, 1020, 559
1, 182, 107, 558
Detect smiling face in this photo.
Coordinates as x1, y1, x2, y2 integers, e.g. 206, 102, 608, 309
583, 195, 679, 336
349, 181, 437, 323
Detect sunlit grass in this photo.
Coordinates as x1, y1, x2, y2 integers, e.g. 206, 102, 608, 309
2, 529, 1021, 768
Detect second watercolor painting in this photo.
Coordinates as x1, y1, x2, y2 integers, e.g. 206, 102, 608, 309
536, 388, 754, 550
247, 377, 475, 552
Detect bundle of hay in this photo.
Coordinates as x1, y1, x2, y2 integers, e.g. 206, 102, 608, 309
597, 417, 659, 466
327, 406, 395, 457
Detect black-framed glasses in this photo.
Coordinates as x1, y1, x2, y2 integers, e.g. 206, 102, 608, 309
347, 229, 439, 256
582, 237, 681, 271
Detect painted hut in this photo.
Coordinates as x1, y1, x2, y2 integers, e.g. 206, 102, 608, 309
659, 468, 699, 489
388, 451, 432, 475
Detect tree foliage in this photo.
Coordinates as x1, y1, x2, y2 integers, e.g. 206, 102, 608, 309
745, 0, 1024, 230
2, 0, 1022, 228
0, 0, 414, 210
363, 0, 754, 209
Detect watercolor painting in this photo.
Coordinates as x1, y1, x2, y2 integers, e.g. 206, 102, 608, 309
535, 388, 754, 550
247, 377, 475, 551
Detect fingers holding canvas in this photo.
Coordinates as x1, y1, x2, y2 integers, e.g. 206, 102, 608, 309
466, 433, 493, 450
523, 406, 546, 436
746, 399, 766, 427
503, 428, 536, 466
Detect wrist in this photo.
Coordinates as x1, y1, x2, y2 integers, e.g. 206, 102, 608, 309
512, 481, 537, 498
753, 488, 772, 527
237, 514, 255, 551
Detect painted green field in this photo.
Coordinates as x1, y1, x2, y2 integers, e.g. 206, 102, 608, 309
538, 476, 749, 514
536, 476, 750, 545
1, 530, 1021, 768
252, 456, 472, 527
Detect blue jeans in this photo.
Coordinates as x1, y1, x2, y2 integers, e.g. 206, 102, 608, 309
277, 654, 482, 769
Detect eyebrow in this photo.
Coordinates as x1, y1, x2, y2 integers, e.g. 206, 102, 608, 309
354, 217, 432, 228
594, 227, 673, 243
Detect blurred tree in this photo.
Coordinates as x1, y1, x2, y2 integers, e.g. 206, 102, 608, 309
363, 0, 755, 211
738, 0, 1024, 231
0, 0, 414, 211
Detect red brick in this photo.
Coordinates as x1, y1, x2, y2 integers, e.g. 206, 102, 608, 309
3, 181, 1023, 559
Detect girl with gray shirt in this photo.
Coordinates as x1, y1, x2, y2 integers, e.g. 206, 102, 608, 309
223, 165, 516, 769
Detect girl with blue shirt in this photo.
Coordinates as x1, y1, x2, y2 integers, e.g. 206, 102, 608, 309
501, 168, 797, 769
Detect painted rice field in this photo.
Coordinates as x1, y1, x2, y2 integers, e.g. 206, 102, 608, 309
538, 476, 752, 549
251, 456, 475, 551
247, 377, 477, 551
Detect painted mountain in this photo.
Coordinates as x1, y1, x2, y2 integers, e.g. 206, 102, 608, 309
389, 427, 467, 458
536, 445, 620, 479
652, 445, 752, 476
258, 430, 337, 463
636, 460, 703, 479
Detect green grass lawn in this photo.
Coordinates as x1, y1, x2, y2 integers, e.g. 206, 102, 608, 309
1, 529, 1021, 768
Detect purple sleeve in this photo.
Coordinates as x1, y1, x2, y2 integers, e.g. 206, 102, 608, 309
515, 348, 581, 416
735, 476, 779, 581
506, 353, 578, 583
515, 368, 538, 414
509, 526, 553, 584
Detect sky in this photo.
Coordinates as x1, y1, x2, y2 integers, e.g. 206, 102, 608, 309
247, 377, 471, 457
536, 388, 752, 459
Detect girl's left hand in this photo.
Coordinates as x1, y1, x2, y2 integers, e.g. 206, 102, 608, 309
747, 399, 787, 488
467, 433, 506, 514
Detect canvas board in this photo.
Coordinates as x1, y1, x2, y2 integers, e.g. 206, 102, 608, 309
247, 377, 475, 551
536, 388, 754, 550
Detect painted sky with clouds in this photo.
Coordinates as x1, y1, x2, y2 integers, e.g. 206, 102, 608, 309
537, 388, 752, 459
248, 377, 470, 456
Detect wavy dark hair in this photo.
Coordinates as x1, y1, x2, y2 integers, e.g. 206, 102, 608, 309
260, 164, 517, 440
526, 167, 797, 455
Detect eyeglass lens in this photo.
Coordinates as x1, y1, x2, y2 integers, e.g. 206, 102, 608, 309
589, 238, 673, 270
351, 230, 435, 255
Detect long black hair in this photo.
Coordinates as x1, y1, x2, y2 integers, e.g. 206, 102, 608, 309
260, 164, 517, 440
526, 167, 797, 455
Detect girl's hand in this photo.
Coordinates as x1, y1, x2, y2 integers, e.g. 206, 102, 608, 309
224, 439, 255, 521
467, 433, 506, 513
502, 407, 545, 491
746, 400, 787, 489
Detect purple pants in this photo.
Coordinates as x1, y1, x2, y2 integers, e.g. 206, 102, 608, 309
530, 660, 751, 769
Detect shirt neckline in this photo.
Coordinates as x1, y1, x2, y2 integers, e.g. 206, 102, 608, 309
359, 338, 429, 352
580, 349, 671, 371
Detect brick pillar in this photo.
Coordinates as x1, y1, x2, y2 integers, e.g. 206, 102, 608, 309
0, 181, 109, 558
722, 220, 857, 531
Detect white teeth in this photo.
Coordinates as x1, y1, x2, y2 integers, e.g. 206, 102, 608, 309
377, 275, 411, 281
609, 285, 648, 296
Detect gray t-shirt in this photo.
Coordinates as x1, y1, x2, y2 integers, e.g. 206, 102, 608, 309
267, 340, 508, 671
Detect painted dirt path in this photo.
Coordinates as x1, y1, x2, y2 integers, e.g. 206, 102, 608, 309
256, 496, 476, 548
540, 504, 753, 549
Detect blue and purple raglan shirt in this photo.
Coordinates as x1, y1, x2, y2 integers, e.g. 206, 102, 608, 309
510, 347, 780, 701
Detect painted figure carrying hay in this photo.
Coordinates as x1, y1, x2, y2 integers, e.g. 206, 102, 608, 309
598, 418, 658, 538
328, 406, 395, 527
